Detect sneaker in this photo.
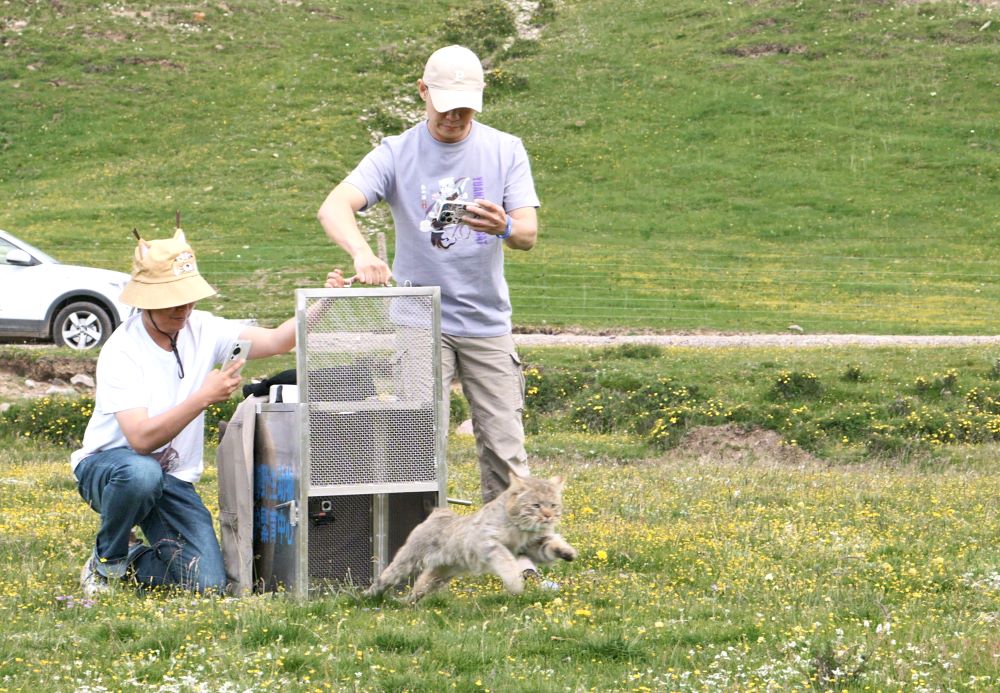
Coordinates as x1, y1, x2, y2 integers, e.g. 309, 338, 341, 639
539, 579, 561, 592
80, 554, 111, 598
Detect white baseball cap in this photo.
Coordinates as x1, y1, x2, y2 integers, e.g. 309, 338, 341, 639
422, 45, 485, 113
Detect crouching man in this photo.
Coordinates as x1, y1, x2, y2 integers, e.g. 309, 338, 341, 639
71, 228, 343, 595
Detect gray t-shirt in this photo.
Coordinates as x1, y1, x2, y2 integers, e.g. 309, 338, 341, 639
345, 120, 540, 337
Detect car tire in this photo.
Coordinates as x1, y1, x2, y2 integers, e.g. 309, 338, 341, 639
52, 301, 113, 351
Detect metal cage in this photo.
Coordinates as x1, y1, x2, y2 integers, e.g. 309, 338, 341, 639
253, 287, 446, 596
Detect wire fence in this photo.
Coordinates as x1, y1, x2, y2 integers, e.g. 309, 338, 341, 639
59, 230, 1000, 336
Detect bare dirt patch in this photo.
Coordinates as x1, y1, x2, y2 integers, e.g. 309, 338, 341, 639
120, 56, 185, 70
0, 355, 95, 403
723, 43, 808, 58
674, 423, 820, 466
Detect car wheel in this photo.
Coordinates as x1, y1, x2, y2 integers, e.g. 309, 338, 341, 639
53, 301, 113, 351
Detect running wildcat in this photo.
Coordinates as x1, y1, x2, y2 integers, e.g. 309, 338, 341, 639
367, 475, 576, 602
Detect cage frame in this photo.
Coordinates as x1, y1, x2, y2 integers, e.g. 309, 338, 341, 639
279, 286, 447, 597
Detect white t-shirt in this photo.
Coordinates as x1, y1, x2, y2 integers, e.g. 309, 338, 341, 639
70, 311, 244, 483
345, 120, 540, 337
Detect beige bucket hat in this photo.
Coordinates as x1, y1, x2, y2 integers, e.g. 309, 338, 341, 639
119, 229, 217, 309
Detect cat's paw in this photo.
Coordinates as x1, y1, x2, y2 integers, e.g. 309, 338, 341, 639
505, 575, 526, 595
555, 544, 577, 562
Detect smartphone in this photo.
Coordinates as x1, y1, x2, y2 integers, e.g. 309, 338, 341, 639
436, 201, 468, 226
224, 339, 252, 372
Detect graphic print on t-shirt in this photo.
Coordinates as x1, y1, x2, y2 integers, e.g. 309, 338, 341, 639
418, 175, 487, 250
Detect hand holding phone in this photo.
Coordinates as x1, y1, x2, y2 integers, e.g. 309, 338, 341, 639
436, 201, 468, 227
224, 339, 252, 373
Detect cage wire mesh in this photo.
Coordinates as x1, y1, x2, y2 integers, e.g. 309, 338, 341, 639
306, 494, 375, 585
297, 289, 441, 491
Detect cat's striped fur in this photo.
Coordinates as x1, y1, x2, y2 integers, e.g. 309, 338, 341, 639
366, 475, 576, 602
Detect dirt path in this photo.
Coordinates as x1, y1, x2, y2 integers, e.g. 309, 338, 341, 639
4, 332, 1000, 403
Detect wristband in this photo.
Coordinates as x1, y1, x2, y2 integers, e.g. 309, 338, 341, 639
498, 215, 513, 240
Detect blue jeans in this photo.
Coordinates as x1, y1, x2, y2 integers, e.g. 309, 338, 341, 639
75, 447, 227, 593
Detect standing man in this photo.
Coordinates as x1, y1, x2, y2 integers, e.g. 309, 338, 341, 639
317, 46, 540, 515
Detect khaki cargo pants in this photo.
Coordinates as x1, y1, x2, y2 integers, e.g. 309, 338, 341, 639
400, 329, 529, 504
441, 333, 530, 504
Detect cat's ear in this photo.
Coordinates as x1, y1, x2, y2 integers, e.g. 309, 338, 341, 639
508, 473, 527, 490
549, 475, 564, 489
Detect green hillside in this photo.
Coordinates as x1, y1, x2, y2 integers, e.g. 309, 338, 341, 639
2, 0, 998, 333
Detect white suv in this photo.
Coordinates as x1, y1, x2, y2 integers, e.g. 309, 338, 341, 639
0, 229, 132, 350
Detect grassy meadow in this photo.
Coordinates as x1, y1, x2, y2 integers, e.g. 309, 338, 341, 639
2, 0, 999, 333
2, 424, 1000, 691
4, 344, 1000, 690
4, 0, 1000, 690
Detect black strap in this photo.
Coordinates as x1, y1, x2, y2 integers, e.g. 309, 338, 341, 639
147, 312, 185, 379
